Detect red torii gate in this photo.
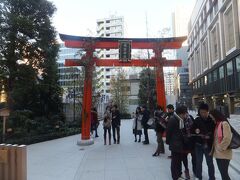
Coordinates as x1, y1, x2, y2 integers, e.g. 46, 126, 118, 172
59, 34, 186, 145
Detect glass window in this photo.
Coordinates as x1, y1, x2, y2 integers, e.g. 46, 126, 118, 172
236, 56, 240, 72
224, 5, 235, 51
208, 73, 212, 83
204, 76, 207, 85
226, 61, 233, 76
213, 69, 218, 81
219, 66, 224, 79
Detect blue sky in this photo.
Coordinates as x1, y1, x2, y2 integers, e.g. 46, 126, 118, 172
50, 0, 196, 40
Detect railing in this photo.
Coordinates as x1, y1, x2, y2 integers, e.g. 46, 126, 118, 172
0, 144, 27, 180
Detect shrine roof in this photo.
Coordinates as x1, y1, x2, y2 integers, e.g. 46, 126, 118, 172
59, 34, 187, 43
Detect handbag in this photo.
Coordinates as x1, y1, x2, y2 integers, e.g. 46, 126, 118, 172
228, 125, 240, 149
147, 118, 156, 129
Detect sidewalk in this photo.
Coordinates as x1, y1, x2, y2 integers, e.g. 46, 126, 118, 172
27, 119, 240, 180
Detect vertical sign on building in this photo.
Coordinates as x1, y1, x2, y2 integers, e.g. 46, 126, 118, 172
119, 40, 132, 62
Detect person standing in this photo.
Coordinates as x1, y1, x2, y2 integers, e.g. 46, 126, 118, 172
112, 104, 121, 144
166, 104, 175, 159
210, 109, 232, 180
132, 107, 143, 142
91, 107, 99, 138
141, 105, 150, 144
166, 106, 188, 180
103, 106, 112, 145
192, 103, 216, 180
152, 105, 166, 156
181, 112, 195, 179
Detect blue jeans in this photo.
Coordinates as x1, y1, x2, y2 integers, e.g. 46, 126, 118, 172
195, 144, 215, 180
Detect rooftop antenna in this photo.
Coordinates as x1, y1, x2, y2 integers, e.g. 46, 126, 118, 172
145, 12, 151, 60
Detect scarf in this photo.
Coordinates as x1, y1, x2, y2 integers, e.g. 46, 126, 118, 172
174, 112, 184, 129
216, 121, 223, 143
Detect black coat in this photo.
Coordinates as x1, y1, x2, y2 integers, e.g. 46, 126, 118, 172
141, 110, 150, 128
166, 114, 184, 153
192, 116, 215, 148
112, 110, 121, 127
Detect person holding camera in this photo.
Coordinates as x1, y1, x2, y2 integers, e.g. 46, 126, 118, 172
192, 103, 216, 180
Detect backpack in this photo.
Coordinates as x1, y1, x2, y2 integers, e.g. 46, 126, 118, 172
222, 121, 240, 149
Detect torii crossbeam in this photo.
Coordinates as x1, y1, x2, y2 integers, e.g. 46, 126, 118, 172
60, 34, 186, 145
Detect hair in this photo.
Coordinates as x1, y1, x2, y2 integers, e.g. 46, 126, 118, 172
106, 106, 110, 111
136, 106, 141, 114
166, 104, 174, 110
113, 104, 118, 109
198, 102, 209, 111
175, 106, 188, 115
141, 105, 147, 109
209, 109, 228, 122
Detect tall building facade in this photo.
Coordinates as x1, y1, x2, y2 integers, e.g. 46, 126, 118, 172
188, 0, 240, 113
172, 5, 193, 108
57, 43, 82, 121
96, 15, 124, 104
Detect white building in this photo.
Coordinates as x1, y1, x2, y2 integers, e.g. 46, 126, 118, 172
188, 0, 240, 113
96, 15, 124, 104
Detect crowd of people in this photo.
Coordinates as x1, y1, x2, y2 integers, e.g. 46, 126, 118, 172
90, 102, 235, 180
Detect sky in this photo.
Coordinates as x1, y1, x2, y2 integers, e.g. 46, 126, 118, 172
50, 0, 196, 41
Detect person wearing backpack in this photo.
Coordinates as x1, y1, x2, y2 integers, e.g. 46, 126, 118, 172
209, 109, 232, 180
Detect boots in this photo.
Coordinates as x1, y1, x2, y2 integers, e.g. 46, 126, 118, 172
109, 136, 111, 145
138, 136, 141, 143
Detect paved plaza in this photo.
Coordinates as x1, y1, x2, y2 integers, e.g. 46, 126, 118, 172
27, 116, 240, 180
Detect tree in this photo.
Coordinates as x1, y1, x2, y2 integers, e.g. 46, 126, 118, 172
0, 0, 63, 120
138, 68, 157, 113
110, 69, 128, 114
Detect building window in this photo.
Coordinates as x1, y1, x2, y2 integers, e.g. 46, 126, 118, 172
106, 82, 110, 86
106, 20, 110, 23
210, 25, 219, 62
226, 61, 233, 76
106, 90, 110, 93
106, 68, 110, 72
219, 66, 224, 79
204, 76, 207, 85
236, 56, 240, 72
213, 69, 218, 81
106, 27, 110, 30
202, 38, 209, 70
106, 34, 110, 37
224, 5, 235, 52
208, 73, 212, 84
106, 54, 110, 58
106, 75, 110, 79
196, 49, 201, 74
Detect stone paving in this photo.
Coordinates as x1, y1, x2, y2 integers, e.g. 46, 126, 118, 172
27, 117, 240, 180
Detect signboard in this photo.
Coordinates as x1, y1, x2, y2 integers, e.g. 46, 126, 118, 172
119, 40, 131, 62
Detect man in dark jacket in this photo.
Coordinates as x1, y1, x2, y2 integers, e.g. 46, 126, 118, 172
141, 105, 150, 144
192, 103, 215, 180
166, 106, 188, 180
111, 105, 121, 144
